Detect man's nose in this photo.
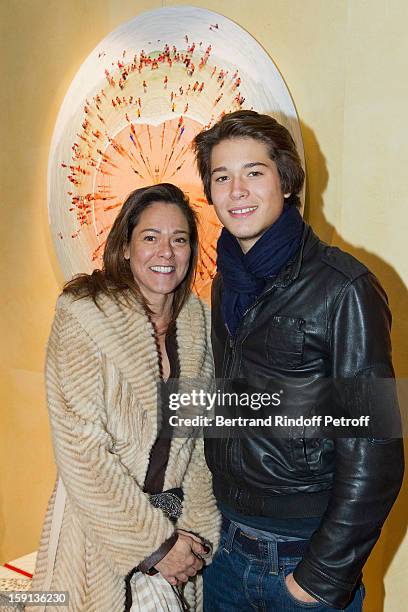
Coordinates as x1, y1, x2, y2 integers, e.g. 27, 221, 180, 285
230, 177, 249, 200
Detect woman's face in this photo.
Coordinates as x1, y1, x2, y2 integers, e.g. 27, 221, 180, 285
124, 201, 192, 303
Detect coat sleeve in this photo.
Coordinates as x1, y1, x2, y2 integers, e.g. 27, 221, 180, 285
293, 273, 404, 608
176, 302, 221, 554
177, 437, 221, 553
46, 305, 175, 577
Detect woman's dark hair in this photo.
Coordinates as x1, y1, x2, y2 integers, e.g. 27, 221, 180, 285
63, 183, 198, 322
193, 110, 305, 208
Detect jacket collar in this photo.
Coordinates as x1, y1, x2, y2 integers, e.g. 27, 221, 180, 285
265, 223, 318, 289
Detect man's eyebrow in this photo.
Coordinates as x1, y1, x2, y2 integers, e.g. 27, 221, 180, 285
211, 166, 228, 175
211, 161, 269, 174
243, 162, 269, 169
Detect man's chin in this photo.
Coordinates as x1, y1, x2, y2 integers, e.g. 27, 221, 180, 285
232, 229, 266, 249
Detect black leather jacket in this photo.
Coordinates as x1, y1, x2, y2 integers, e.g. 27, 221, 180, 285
206, 225, 404, 609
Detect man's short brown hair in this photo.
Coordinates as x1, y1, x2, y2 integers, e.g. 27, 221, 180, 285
193, 110, 305, 207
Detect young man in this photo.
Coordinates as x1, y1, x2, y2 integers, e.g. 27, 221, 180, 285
193, 111, 404, 610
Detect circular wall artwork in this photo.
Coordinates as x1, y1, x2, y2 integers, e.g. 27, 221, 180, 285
49, 6, 304, 301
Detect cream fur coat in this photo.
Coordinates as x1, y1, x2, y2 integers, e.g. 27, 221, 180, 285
30, 291, 220, 611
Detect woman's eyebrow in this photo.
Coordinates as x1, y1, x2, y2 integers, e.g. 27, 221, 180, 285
139, 228, 189, 234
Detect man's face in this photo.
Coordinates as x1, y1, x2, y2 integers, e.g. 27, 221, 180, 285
210, 137, 289, 253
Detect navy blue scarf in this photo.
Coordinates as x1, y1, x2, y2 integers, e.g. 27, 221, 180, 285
217, 205, 304, 336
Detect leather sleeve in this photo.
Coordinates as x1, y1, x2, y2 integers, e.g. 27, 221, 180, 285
293, 273, 404, 608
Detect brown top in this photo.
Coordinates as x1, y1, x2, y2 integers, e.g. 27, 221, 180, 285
143, 326, 180, 494
125, 329, 181, 607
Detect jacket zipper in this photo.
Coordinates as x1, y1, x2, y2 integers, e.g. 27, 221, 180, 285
224, 284, 278, 379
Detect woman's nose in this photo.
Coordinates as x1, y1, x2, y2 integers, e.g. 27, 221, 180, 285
157, 239, 174, 258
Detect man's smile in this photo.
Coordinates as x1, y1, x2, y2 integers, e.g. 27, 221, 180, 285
228, 205, 258, 217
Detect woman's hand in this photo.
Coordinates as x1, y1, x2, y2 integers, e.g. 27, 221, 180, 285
285, 573, 319, 603
155, 533, 207, 585
176, 529, 211, 552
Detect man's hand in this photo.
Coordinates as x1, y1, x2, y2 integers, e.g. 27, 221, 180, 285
285, 573, 319, 603
155, 533, 206, 586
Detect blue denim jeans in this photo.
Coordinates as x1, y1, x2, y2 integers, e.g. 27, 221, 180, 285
203, 519, 365, 611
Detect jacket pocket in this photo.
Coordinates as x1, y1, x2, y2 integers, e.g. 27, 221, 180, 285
266, 316, 305, 368
291, 437, 334, 475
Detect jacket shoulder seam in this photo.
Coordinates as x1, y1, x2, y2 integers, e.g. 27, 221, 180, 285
319, 245, 368, 281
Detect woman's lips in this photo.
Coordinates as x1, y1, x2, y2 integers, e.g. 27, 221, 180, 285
149, 265, 176, 274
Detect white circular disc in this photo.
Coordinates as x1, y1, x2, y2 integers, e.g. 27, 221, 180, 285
48, 6, 304, 300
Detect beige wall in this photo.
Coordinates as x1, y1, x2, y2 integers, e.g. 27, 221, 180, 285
1, 1, 406, 610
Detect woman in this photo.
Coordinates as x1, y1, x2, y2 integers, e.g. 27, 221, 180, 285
30, 184, 220, 611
